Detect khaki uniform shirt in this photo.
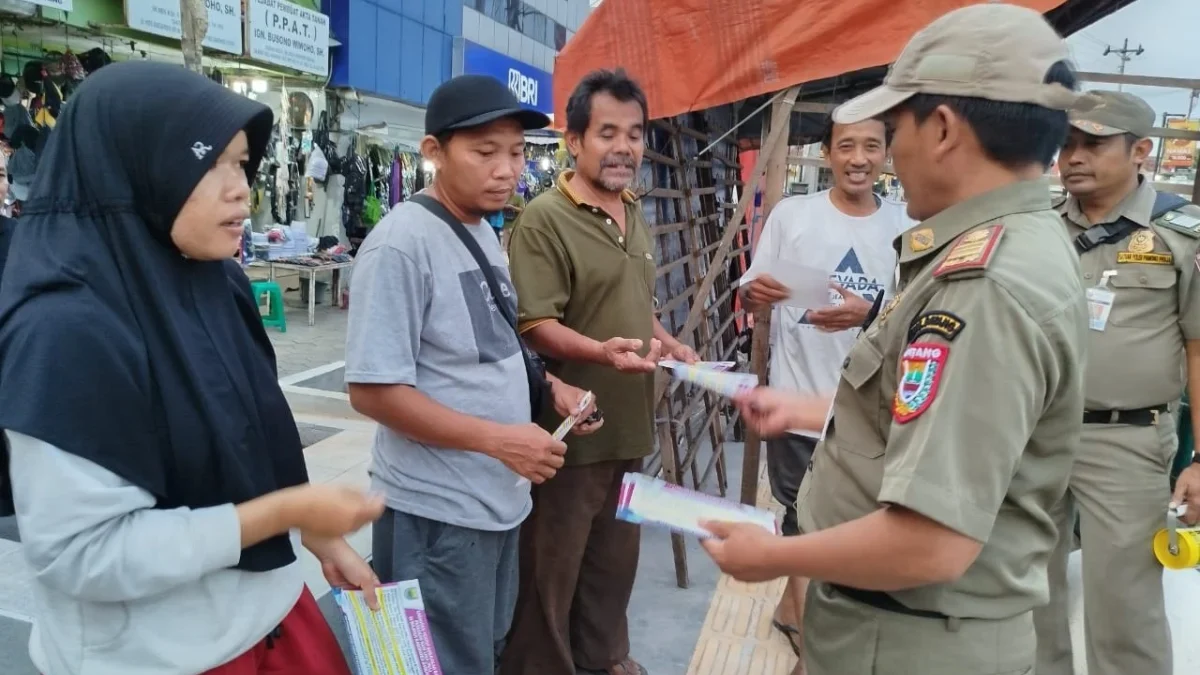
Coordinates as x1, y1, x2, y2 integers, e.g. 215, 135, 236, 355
508, 171, 657, 466
1058, 179, 1200, 409
796, 180, 1087, 619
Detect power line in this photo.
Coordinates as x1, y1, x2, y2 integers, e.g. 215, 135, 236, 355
1103, 38, 1145, 91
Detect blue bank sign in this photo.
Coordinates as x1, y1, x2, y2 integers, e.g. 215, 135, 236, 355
462, 41, 554, 116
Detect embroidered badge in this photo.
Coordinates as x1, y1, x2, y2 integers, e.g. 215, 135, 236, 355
933, 225, 1005, 277
907, 311, 966, 344
893, 343, 948, 423
1127, 230, 1155, 254
910, 228, 935, 253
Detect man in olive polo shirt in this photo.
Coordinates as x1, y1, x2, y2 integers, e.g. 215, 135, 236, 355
500, 69, 698, 675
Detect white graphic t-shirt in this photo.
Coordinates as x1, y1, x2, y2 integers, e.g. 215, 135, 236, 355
745, 190, 912, 438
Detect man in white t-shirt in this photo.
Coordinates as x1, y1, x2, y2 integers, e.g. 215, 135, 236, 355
740, 117, 911, 672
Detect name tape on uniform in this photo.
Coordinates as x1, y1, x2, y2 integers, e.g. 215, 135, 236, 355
1116, 251, 1173, 265
907, 311, 965, 344
893, 342, 948, 424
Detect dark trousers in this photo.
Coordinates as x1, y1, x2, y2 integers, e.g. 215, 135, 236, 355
372, 509, 520, 675
499, 459, 642, 675
766, 434, 817, 536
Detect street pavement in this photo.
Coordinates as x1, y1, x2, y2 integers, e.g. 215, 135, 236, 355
0, 302, 725, 674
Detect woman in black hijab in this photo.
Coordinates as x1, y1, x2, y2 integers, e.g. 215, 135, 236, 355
0, 62, 383, 675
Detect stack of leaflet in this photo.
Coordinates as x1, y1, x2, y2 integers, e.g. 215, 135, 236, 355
334, 580, 444, 675
659, 360, 757, 398
616, 472, 777, 538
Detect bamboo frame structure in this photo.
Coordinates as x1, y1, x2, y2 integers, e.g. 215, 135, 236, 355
636, 89, 799, 588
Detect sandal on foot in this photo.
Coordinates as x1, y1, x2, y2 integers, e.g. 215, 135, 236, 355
772, 619, 803, 657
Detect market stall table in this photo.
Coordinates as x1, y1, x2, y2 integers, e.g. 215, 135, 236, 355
251, 259, 353, 326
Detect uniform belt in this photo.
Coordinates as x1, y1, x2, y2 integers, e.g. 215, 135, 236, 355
827, 583, 950, 620
1081, 404, 1168, 426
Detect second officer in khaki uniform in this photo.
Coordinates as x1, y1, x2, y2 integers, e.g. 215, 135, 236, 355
1032, 90, 1200, 675
699, 5, 1088, 674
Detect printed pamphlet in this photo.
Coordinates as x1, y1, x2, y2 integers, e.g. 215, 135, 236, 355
615, 472, 777, 538
660, 361, 757, 398
333, 580, 444, 675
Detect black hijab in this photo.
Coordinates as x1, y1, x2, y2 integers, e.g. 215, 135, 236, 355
0, 62, 308, 572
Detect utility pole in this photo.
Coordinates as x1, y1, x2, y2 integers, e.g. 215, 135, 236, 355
179, 0, 209, 73
1103, 38, 1144, 91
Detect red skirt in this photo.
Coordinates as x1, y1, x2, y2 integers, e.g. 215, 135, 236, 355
203, 587, 353, 675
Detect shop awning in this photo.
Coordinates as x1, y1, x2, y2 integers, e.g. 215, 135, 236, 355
551, 0, 1136, 123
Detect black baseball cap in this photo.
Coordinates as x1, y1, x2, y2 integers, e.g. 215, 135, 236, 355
425, 74, 551, 137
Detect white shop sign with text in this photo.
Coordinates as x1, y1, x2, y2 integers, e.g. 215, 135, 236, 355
248, 0, 329, 77
125, 0, 244, 55
29, 0, 73, 12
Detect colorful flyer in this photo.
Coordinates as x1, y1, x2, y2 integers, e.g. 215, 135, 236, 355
615, 472, 777, 538
661, 362, 757, 398
333, 580, 444, 675
659, 359, 737, 372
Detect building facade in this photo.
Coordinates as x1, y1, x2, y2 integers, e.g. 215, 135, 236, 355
329, 0, 591, 111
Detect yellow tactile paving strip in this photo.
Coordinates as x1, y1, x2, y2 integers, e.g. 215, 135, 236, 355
686, 462, 799, 675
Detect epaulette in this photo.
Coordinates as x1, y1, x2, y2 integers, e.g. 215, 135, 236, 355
1154, 204, 1200, 239
932, 224, 1006, 279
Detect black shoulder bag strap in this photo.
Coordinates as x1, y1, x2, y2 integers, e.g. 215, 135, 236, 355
1073, 191, 1191, 254
410, 194, 549, 416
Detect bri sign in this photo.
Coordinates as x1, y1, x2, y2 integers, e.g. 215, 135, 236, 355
462, 41, 554, 116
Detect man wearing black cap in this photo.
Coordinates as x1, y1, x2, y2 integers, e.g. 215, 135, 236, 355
345, 75, 598, 673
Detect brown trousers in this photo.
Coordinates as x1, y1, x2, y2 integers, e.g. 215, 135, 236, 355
499, 459, 642, 675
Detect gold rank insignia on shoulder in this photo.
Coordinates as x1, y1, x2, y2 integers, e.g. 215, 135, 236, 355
933, 224, 1005, 278
909, 228, 934, 253
1162, 211, 1200, 233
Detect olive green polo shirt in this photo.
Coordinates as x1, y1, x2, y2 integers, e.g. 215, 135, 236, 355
1057, 178, 1200, 409
508, 171, 657, 466
796, 180, 1088, 619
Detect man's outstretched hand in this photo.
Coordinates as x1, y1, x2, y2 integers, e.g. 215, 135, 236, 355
602, 337, 662, 373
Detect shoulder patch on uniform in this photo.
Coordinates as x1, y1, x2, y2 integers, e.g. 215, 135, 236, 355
909, 228, 935, 253
893, 342, 948, 424
1156, 206, 1200, 238
933, 224, 1005, 278
907, 311, 965, 344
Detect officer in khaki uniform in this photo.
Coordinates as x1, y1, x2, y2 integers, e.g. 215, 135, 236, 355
1032, 90, 1200, 675
699, 5, 1088, 674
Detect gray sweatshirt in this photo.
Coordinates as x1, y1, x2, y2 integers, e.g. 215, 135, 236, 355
5, 430, 305, 675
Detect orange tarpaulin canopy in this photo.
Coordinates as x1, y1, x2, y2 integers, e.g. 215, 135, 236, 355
552, 0, 1070, 125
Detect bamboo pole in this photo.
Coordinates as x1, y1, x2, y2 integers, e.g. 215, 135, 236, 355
654, 86, 801, 406
739, 95, 791, 506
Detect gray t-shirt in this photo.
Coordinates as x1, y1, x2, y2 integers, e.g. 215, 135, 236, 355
345, 197, 531, 531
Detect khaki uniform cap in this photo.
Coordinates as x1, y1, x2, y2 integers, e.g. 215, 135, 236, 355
834, 3, 1078, 124
1069, 89, 1156, 138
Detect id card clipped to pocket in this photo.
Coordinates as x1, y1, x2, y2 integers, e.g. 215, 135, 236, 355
1086, 270, 1117, 332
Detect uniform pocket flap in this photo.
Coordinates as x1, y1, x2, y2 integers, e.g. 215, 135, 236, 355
842, 339, 885, 390
1109, 267, 1176, 290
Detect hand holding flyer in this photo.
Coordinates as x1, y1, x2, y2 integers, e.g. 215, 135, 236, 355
615, 472, 777, 538
333, 580, 444, 675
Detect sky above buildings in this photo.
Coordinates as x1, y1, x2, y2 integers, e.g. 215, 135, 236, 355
1067, 0, 1199, 123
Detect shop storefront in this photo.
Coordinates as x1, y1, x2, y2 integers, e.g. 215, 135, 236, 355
454, 39, 553, 117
